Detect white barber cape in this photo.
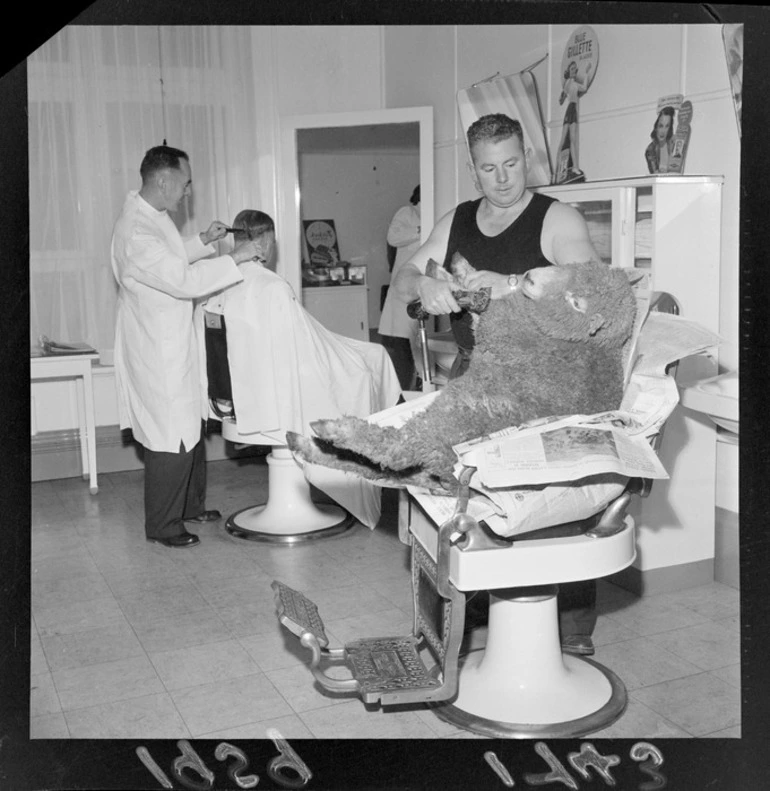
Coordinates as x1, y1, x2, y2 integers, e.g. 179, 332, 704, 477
111, 190, 243, 453
202, 262, 402, 527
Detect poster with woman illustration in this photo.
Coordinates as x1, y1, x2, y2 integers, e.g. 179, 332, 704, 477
644, 94, 693, 175
554, 26, 599, 184
722, 23, 743, 137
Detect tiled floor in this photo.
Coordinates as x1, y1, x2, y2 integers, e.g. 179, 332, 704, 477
31, 459, 741, 739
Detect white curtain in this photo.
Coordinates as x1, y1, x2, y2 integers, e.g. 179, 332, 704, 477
28, 26, 269, 360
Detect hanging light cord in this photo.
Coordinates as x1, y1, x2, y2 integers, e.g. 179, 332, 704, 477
157, 27, 168, 146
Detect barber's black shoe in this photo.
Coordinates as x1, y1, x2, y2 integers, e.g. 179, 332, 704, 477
561, 635, 595, 656
183, 510, 222, 524
146, 531, 201, 549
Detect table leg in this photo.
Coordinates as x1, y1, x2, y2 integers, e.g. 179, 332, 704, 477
82, 368, 98, 494
75, 377, 89, 479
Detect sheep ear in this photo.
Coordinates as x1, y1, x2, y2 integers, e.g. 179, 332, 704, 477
588, 312, 606, 335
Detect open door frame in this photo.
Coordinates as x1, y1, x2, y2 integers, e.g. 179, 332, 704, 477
277, 106, 434, 298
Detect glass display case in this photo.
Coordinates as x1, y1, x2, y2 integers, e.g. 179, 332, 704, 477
535, 175, 724, 335
536, 175, 726, 591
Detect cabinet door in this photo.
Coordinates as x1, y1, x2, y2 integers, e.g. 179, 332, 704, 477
537, 185, 639, 268
302, 288, 369, 341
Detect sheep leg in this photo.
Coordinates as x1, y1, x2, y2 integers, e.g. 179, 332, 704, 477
310, 418, 424, 471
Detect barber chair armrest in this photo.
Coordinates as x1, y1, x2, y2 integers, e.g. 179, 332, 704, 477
445, 465, 647, 546
442, 467, 511, 557
586, 490, 635, 538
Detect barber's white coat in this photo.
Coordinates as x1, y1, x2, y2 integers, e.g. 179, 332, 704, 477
202, 262, 402, 526
111, 191, 243, 453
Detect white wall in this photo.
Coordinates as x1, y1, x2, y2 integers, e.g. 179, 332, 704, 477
298, 150, 419, 328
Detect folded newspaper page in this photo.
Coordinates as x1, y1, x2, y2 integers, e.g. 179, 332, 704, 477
621, 269, 652, 387
455, 411, 669, 490
631, 311, 721, 377
366, 390, 439, 428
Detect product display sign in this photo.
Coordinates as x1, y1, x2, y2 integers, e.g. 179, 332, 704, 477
554, 25, 599, 184
722, 23, 743, 137
644, 94, 693, 175
302, 219, 341, 265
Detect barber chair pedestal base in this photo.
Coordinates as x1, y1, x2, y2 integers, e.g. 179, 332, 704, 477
223, 433, 355, 543
430, 585, 626, 738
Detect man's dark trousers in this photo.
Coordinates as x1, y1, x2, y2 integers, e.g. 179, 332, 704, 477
143, 425, 206, 539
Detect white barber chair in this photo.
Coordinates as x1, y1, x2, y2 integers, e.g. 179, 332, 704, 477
271, 292, 680, 737
406, 481, 637, 737
272, 471, 641, 737
204, 311, 355, 544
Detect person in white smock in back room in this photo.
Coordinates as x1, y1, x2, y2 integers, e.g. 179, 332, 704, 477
378, 185, 423, 390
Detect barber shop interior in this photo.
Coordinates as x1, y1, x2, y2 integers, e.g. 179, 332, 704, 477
28, 22, 743, 743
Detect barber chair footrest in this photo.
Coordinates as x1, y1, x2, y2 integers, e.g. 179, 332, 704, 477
272, 580, 330, 647
346, 635, 441, 704
272, 580, 444, 705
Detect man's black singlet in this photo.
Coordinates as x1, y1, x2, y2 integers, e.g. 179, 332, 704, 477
443, 192, 557, 351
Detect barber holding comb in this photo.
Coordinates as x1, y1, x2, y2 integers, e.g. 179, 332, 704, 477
111, 145, 261, 549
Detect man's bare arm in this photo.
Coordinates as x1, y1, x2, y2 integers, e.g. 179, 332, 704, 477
542, 201, 603, 266
392, 210, 462, 314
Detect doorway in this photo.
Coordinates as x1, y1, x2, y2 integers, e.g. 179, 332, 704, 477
277, 107, 434, 335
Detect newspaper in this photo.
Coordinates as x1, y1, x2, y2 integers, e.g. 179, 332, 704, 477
622, 270, 653, 387
631, 311, 721, 377
366, 390, 439, 428
454, 411, 668, 490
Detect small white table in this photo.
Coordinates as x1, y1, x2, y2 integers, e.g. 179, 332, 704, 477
31, 353, 100, 494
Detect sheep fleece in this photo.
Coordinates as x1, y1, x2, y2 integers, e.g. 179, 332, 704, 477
286, 262, 637, 492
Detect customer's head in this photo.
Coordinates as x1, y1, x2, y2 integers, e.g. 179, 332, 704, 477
232, 210, 276, 268
139, 145, 192, 212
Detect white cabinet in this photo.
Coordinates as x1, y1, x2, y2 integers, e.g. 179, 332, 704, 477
536, 176, 724, 591
535, 175, 723, 335
302, 285, 369, 341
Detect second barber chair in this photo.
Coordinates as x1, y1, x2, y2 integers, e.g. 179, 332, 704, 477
203, 310, 355, 543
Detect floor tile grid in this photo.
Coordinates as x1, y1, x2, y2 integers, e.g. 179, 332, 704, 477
29, 483, 285, 738
31, 470, 741, 739
35, 481, 420, 739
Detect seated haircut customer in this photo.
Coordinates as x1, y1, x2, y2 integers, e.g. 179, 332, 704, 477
199, 210, 401, 525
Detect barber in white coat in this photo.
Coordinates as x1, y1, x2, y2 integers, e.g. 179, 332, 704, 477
111, 145, 261, 549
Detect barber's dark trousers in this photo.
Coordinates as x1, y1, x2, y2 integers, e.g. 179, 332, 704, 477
450, 346, 598, 640
380, 334, 416, 391
143, 426, 207, 539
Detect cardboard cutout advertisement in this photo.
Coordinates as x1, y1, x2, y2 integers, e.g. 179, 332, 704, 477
554, 26, 599, 184
644, 95, 693, 175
